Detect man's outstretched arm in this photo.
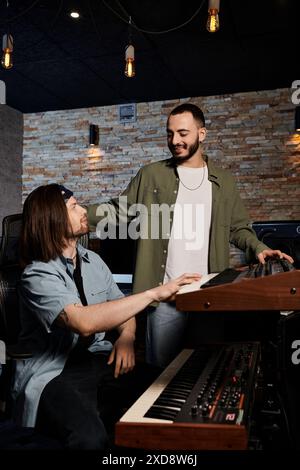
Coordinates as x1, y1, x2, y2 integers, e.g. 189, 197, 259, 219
58, 273, 201, 336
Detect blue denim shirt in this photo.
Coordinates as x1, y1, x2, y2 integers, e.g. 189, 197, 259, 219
12, 244, 123, 427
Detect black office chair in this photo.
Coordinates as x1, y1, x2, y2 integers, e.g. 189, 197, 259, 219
0, 213, 29, 350
0, 213, 22, 268
0, 214, 32, 417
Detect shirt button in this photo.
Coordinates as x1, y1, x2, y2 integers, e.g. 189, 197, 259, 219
158, 282, 162, 286
166, 233, 170, 237
161, 264, 165, 268
174, 190, 177, 194
163, 249, 167, 254
153, 189, 157, 193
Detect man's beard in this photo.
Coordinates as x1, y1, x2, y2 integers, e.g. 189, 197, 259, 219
169, 138, 200, 166
68, 219, 90, 239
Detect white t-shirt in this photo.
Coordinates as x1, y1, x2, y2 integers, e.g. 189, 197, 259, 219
164, 165, 212, 282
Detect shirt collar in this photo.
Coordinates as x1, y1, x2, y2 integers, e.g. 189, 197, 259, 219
205, 156, 220, 184
59, 243, 90, 267
77, 243, 90, 262
166, 155, 220, 185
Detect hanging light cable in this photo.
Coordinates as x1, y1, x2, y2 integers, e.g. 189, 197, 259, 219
207, 0, 220, 33
125, 16, 135, 78
103, 0, 207, 35
1, 1, 13, 69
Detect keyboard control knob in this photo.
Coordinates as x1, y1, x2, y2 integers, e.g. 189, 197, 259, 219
197, 395, 203, 405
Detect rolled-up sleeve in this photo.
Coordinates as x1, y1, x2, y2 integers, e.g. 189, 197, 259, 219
20, 265, 80, 333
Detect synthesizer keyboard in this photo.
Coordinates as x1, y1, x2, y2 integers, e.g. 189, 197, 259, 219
116, 342, 260, 450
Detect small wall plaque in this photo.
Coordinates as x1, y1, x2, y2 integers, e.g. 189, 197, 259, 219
118, 103, 136, 123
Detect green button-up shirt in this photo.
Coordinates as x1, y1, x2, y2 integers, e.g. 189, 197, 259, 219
88, 157, 268, 295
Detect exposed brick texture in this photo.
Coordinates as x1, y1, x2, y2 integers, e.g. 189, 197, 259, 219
23, 89, 300, 221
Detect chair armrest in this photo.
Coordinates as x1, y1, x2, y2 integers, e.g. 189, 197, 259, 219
6, 343, 32, 359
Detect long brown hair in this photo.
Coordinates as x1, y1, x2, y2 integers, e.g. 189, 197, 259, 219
20, 184, 70, 266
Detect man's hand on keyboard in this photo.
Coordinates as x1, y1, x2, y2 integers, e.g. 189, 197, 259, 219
257, 249, 294, 265
149, 273, 202, 302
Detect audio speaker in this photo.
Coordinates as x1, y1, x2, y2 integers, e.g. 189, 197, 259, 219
252, 221, 300, 269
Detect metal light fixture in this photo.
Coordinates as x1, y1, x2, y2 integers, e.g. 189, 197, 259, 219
1, 34, 13, 69
295, 106, 300, 132
125, 17, 135, 78
89, 124, 99, 146
207, 0, 220, 33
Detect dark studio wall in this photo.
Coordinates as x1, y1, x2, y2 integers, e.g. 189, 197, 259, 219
0, 105, 23, 235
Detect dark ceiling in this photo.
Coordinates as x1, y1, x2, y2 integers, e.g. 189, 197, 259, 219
0, 0, 298, 114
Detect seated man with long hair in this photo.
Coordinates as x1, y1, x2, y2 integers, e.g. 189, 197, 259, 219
12, 184, 199, 450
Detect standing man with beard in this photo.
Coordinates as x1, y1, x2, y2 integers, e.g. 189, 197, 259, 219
87, 103, 293, 369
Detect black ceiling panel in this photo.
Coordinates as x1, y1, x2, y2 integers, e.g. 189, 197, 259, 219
0, 0, 298, 113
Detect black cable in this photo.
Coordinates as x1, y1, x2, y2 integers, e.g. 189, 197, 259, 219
0, 0, 41, 24
88, 0, 103, 44
275, 389, 294, 447
102, 0, 206, 35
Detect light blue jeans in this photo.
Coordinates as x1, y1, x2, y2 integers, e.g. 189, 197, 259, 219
146, 302, 188, 368
145, 303, 228, 368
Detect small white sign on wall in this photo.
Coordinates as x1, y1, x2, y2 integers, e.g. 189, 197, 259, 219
118, 103, 136, 123
0, 80, 6, 104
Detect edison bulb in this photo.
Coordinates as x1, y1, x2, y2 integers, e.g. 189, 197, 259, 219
207, 9, 219, 33
125, 45, 135, 78
1, 50, 13, 69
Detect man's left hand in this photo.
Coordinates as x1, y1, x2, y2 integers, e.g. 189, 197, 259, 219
257, 249, 294, 264
107, 334, 135, 378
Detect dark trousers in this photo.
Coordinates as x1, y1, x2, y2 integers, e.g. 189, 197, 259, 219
36, 348, 159, 450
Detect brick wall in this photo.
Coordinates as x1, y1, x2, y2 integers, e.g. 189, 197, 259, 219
23, 88, 300, 221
